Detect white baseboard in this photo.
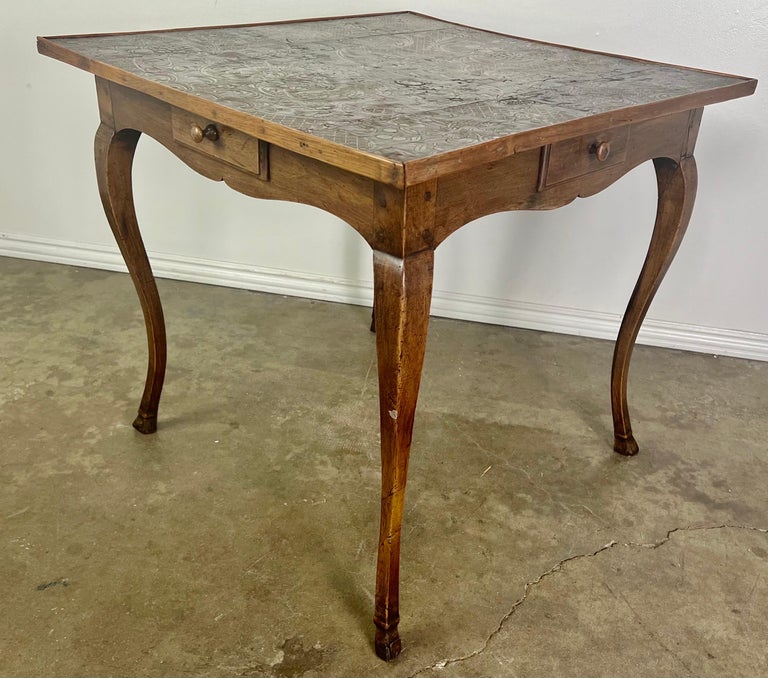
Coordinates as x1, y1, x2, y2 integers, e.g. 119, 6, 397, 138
2, 232, 767, 362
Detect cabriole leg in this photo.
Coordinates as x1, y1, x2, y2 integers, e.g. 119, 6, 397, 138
94, 123, 166, 434
611, 156, 698, 455
372, 249, 434, 660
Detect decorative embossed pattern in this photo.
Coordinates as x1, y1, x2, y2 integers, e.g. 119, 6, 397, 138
53, 13, 746, 162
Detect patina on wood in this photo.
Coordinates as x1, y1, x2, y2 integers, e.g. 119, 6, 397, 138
38, 12, 756, 662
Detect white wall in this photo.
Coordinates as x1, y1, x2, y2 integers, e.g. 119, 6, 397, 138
2, 1, 766, 359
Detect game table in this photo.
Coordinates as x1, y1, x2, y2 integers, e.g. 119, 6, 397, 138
38, 12, 756, 660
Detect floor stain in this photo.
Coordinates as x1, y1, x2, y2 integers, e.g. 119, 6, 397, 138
36, 577, 70, 591
239, 637, 326, 677
271, 637, 325, 677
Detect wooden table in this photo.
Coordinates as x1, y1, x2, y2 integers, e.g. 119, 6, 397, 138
38, 12, 756, 661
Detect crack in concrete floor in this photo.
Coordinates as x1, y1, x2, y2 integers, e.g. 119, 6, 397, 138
407, 524, 768, 678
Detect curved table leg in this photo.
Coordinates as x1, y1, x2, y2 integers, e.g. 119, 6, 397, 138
372, 249, 434, 661
611, 156, 698, 455
95, 123, 167, 434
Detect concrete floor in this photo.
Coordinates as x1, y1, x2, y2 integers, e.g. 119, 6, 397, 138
1, 255, 766, 677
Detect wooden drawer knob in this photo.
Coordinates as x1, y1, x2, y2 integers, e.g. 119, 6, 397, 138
590, 141, 611, 162
190, 123, 219, 143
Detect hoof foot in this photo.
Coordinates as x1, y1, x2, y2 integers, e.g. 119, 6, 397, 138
374, 627, 401, 661
614, 434, 639, 456
133, 413, 157, 434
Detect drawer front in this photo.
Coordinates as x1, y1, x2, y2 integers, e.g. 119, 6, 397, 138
171, 108, 267, 178
539, 125, 630, 189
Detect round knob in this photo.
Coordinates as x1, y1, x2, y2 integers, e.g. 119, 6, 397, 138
190, 123, 219, 143
591, 141, 611, 162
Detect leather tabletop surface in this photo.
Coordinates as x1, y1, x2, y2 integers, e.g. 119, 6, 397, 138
46, 12, 753, 162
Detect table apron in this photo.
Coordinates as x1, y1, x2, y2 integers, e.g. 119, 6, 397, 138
97, 78, 702, 259
431, 109, 701, 247
99, 79, 382, 250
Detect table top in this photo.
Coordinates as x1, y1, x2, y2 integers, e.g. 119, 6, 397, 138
39, 12, 755, 174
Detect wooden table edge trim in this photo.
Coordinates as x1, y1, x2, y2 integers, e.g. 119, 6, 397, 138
36, 11, 423, 41
36, 36, 407, 188
37, 27, 756, 190
402, 79, 756, 185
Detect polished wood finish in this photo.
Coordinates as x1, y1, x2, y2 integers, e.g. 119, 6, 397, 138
439, 110, 696, 245
372, 249, 434, 660
540, 124, 629, 189
612, 155, 698, 455
171, 110, 269, 180
38, 14, 755, 661
94, 123, 166, 434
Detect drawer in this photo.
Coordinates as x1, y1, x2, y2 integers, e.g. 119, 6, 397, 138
170, 108, 268, 179
538, 125, 630, 189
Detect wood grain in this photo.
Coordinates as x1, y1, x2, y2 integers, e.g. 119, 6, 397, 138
611, 155, 698, 455
432, 110, 692, 246
372, 249, 434, 661
94, 122, 166, 434
105, 80, 377, 246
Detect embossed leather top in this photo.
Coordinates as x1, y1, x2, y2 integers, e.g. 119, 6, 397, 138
39, 12, 755, 182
